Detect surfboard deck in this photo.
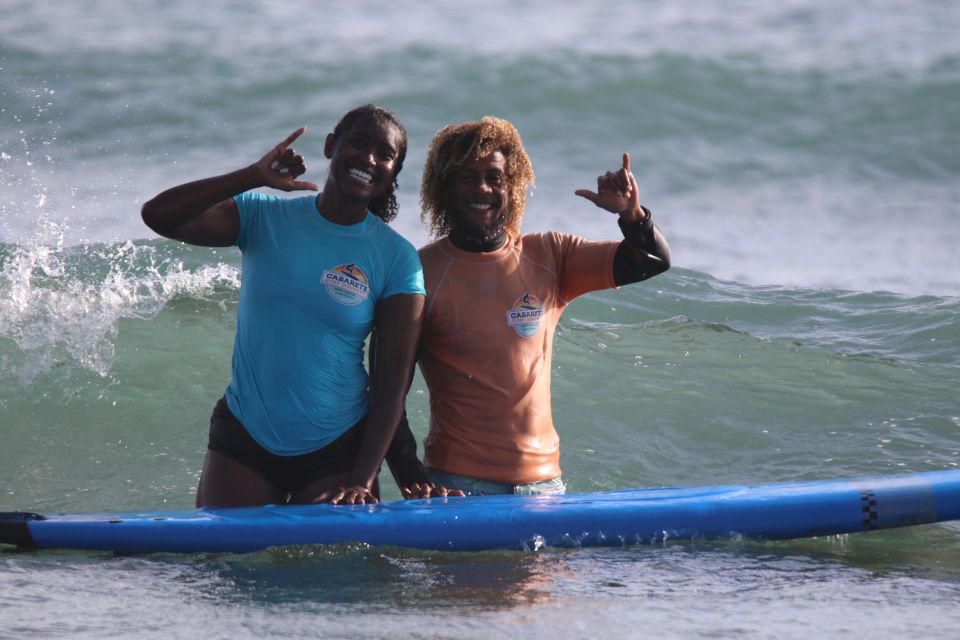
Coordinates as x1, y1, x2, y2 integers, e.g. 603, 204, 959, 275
3, 470, 959, 554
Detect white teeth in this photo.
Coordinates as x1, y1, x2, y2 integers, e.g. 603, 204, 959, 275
349, 169, 374, 183
469, 203, 492, 210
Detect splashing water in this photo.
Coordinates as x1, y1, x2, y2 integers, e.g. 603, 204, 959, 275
0, 218, 240, 383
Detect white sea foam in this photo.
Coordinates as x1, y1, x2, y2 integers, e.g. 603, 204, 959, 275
0, 218, 239, 382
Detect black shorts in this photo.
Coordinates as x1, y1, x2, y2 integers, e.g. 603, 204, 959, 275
206, 397, 367, 495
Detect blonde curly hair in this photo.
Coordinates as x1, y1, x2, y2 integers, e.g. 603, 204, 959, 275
420, 117, 535, 239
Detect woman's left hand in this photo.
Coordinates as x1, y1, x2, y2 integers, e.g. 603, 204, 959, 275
313, 484, 379, 505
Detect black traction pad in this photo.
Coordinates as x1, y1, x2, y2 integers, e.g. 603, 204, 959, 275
0, 512, 44, 548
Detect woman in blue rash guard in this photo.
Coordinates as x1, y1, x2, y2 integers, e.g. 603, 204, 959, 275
141, 105, 423, 507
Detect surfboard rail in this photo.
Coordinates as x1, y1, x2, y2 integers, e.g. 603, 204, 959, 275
2, 470, 959, 554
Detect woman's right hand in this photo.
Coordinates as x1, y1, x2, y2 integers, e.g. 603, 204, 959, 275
252, 127, 319, 192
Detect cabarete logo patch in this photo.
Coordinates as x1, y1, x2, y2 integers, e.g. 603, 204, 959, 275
322, 263, 370, 305
506, 293, 544, 338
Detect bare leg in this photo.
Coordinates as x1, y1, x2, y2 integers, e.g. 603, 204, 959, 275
196, 449, 285, 507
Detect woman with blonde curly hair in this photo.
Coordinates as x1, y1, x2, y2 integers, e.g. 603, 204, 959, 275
390, 116, 672, 498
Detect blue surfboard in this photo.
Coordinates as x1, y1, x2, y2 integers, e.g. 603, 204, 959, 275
2, 470, 959, 554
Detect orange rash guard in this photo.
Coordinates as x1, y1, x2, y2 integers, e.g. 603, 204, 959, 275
418, 232, 617, 484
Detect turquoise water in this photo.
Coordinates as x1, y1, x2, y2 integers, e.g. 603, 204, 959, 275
2, 1, 960, 638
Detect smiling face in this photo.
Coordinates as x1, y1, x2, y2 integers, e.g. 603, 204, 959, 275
445, 151, 509, 243
420, 117, 534, 241
325, 116, 403, 203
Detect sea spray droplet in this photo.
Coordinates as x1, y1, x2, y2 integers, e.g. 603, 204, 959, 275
1, 228, 240, 384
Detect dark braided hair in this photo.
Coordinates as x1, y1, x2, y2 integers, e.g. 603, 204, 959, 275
331, 104, 407, 223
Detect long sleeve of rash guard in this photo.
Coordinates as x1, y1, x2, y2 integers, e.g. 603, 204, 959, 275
384, 411, 433, 488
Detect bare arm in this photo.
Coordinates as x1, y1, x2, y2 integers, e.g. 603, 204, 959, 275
140, 127, 319, 247
317, 293, 425, 505
370, 327, 432, 489
575, 152, 671, 285
368, 329, 465, 500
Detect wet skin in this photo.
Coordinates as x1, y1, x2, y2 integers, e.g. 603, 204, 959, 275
142, 119, 420, 507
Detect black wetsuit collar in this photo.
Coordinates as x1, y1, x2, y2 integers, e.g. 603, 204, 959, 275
448, 228, 507, 253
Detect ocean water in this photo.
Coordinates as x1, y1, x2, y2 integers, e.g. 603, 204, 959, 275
2, 1, 960, 638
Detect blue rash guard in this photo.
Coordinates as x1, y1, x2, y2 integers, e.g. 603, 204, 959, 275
224, 191, 425, 456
